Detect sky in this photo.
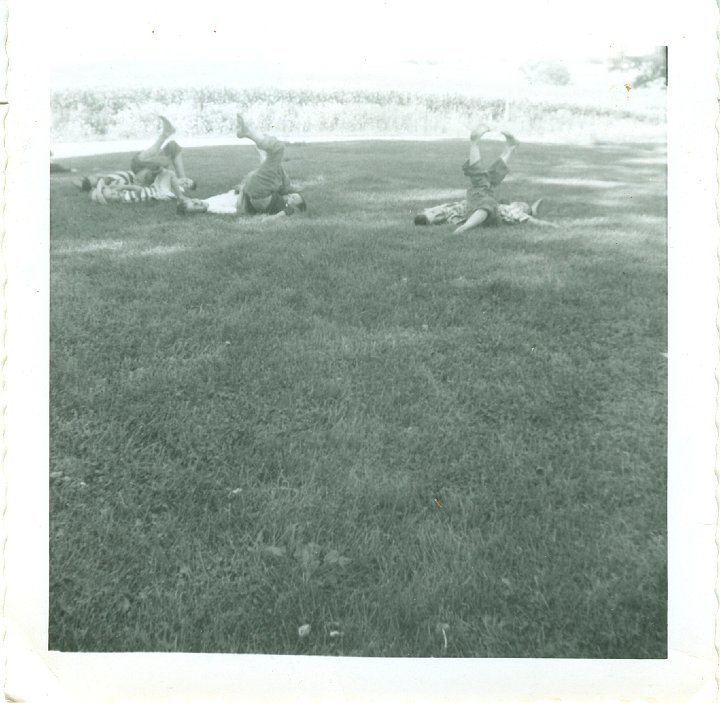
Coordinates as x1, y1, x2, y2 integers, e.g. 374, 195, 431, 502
47, 0, 663, 93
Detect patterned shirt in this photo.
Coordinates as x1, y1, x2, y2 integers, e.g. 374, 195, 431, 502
98, 170, 136, 187
497, 202, 531, 224
417, 200, 533, 226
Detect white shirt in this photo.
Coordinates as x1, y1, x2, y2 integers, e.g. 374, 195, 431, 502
202, 190, 241, 215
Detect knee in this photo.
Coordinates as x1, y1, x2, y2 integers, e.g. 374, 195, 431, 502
162, 140, 182, 158
266, 137, 285, 156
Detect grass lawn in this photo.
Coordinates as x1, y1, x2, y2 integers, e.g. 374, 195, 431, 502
49, 137, 667, 657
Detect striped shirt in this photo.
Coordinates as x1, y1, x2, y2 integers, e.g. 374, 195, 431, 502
98, 170, 136, 187
114, 184, 174, 203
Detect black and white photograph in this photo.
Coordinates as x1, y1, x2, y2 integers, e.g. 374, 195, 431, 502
2, 0, 718, 700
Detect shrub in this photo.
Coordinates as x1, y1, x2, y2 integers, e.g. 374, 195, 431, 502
520, 61, 572, 87
50, 87, 664, 144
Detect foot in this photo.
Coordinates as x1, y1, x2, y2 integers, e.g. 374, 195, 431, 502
159, 116, 176, 137
502, 131, 519, 148
530, 198, 543, 217
236, 113, 249, 138
470, 123, 490, 142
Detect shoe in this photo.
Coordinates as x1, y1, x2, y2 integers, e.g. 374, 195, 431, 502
530, 198, 543, 217
414, 214, 429, 225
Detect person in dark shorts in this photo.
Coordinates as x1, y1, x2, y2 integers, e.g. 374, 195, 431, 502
177, 113, 306, 217
130, 116, 196, 190
452, 124, 516, 234
75, 116, 197, 194
235, 113, 305, 215
414, 125, 556, 230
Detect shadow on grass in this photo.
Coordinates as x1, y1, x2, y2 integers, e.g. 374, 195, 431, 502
298, 140, 668, 228
50, 138, 667, 657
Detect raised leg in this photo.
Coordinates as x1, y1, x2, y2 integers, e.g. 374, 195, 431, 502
236, 113, 276, 152
454, 123, 492, 234
498, 132, 519, 165
467, 123, 490, 166
169, 151, 187, 179
136, 116, 176, 162
235, 113, 288, 207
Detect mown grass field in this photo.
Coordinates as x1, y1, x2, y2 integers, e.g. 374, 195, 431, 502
49, 138, 667, 657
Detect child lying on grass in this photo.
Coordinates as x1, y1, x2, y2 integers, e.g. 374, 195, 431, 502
76, 116, 197, 199
414, 126, 557, 231
414, 197, 556, 228
176, 113, 306, 218
87, 167, 193, 204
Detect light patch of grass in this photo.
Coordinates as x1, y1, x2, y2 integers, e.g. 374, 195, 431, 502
533, 177, 629, 189
123, 244, 190, 257
54, 240, 126, 254
392, 188, 467, 201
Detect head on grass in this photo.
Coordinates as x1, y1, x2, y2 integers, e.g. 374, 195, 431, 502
177, 198, 209, 215
283, 192, 307, 214
508, 201, 531, 215
178, 177, 197, 192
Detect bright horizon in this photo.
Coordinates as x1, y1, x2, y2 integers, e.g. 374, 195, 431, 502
48, 0, 660, 93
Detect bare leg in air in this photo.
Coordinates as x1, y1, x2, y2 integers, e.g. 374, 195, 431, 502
236, 114, 274, 151
453, 128, 518, 235
134, 117, 189, 179
136, 116, 175, 162
235, 113, 301, 211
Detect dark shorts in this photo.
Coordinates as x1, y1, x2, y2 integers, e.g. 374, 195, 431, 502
130, 139, 182, 175
463, 157, 509, 220
242, 137, 292, 214
243, 138, 286, 201
465, 192, 500, 221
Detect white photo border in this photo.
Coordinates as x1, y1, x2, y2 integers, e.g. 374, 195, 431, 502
3, 1, 718, 701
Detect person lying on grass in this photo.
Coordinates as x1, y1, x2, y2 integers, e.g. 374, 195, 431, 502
88, 165, 194, 204
175, 113, 306, 218
414, 196, 557, 228
76, 116, 197, 194
414, 125, 557, 232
